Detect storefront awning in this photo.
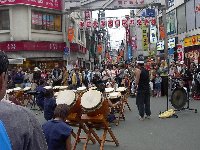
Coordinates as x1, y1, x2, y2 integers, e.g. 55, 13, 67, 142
8, 59, 24, 65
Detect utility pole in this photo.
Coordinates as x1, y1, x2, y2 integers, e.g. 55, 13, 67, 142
162, 0, 169, 110
162, 0, 168, 59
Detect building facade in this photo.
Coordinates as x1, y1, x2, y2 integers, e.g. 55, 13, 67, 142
0, 0, 89, 70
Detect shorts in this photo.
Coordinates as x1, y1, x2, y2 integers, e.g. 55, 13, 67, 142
155, 83, 161, 91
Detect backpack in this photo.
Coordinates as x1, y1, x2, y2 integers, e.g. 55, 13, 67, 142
0, 120, 12, 150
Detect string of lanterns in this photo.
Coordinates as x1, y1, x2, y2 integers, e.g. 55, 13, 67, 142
79, 17, 157, 29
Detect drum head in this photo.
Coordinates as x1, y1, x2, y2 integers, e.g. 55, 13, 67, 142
81, 90, 102, 110
109, 92, 121, 99
77, 86, 87, 91
56, 90, 76, 106
116, 87, 127, 92
171, 87, 187, 110
105, 88, 114, 93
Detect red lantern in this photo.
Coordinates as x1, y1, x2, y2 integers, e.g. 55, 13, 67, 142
115, 19, 120, 28
144, 18, 150, 26
93, 20, 98, 29
79, 21, 85, 29
122, 18, 128, 28
100, 20, 106, 28
86, 20, 92, 28
108, 19, 113, 28
129, 18, 135, 26
137, 18, 142, 26
151, 18, 157, 26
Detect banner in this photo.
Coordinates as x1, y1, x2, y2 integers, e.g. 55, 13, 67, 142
68, 28, 74, 42
78, 17, 157, 29
159, 24, 165, 40
142, 25, 148, 50
0, 0, 62, 10
150, 26, 157, 44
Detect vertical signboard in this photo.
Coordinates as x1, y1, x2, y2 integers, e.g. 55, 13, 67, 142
142, 24, 148, 50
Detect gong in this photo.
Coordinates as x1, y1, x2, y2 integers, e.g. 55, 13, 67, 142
171, 87, 187, 110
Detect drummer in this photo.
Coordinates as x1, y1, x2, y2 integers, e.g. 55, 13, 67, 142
42, 104, 72, 150
43, 89, 57, 121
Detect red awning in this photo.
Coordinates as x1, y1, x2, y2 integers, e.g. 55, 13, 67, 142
0, 41, 66, 52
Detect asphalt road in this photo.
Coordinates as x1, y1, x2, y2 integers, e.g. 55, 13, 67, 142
32, 96, 200, 150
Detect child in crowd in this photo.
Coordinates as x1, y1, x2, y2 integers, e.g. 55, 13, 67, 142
44, 89, 57, 121
154, 73, 162, 97
42, 104, 72, 150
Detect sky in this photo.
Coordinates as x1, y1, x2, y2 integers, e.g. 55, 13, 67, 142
92, 9, 131, 49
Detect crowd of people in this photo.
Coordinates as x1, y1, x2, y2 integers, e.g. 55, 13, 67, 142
7, 59, 200, 99
1, 49, 200, 149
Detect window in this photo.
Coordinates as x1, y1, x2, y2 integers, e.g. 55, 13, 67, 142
0, 10, 10, 30
31, 11, 62, 32
177, 4, 186, 34
166, 10, 176, 35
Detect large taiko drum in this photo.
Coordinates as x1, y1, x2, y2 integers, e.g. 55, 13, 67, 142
109, 92, 121, 103
76, 86, 87, 97
81, 90, 109, 117
56, 90, 81, 114
171, 87, 187, 110
116, 87, 127, 95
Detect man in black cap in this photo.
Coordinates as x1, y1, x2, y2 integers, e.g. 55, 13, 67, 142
135, 55, 151, 120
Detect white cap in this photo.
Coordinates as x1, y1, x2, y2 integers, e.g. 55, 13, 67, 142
180, 61, 184, 64
34, 67, 40, 71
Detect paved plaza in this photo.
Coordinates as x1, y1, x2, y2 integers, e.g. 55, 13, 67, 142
33, 96, 200, 150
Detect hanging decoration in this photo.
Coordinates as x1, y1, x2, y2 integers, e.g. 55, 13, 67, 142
108, 19, 113, 28
137, 18, 142, 26
79, 21, 85, 29
97, 43, 103, 54
92, 20, 98, 29
68, 27, 74, 42
151, 18, 157, 26
144, 18, 150, 26
115, 19, 120, 28
78, 17, 157, 29
86, 20, 92, 28
129, 18, 135, 26
100, 20, 106, 28
122, 18, 128, 28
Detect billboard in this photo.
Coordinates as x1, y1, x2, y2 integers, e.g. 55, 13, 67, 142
0, 0, 62, 11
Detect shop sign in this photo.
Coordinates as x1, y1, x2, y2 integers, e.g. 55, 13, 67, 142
0, 0, 62, 11
157, 41, 164, 51
168, 38, 176, 49
157, 38, 176, 51
177, 44, 184, 61
184, 35, 200, 47
150, 26, 157, 44
0, 41, 65, 51
142, 25, 148, 51
185, 50, 200, 60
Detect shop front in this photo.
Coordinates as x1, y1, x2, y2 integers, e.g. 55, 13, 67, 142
184, 35, 200, 65
69, 43, 88, 68
0, 41, 66, 69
